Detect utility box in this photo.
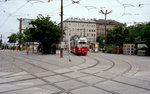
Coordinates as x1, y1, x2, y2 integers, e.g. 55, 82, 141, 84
123, 43, 135, 55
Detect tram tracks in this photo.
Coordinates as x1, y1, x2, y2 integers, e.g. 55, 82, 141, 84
1, 51, 150, 94
85, 53, 150, 93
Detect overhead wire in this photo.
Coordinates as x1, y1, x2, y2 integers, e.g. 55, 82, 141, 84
0, 0, 149, 26
0, 1, 29, 28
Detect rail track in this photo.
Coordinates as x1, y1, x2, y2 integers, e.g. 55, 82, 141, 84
0, 50, 150, 94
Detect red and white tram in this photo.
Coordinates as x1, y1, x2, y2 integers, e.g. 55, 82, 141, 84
70, 37, 88, 55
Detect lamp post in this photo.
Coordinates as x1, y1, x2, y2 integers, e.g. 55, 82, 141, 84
99, 10, 112, 51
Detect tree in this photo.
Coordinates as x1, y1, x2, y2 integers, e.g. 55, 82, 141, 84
25, 15, 61, 54
8, 33, 17, 50
0, 40, 2, 48
8, 33, 25, 50
8, 33, 17, 43
24, 28, 33, 42
17, 33, 25, 50
107, 25, 126, 46
96, 34, 105, 48
127, 24, 145, 43
141, 23, 150, 55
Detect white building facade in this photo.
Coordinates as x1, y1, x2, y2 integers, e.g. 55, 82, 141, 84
63, 18, 97, 44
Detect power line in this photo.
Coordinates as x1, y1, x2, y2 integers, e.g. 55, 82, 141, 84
0, 1, 29, 28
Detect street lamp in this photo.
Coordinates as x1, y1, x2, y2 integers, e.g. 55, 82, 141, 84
99, 10, 112, 51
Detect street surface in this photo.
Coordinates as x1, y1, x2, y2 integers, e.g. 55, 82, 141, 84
0, 50, 150, 94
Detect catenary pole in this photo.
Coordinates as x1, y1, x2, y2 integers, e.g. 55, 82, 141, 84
60, 0, 63, 58
99, 10, 112, 51
48, 0, 63, 58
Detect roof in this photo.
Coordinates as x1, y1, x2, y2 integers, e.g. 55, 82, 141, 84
64, 18, 96, 23
64, 18, 122, 25
95, 19, 121, 25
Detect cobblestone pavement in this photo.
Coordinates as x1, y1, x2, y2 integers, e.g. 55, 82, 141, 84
0, 50, 150, 94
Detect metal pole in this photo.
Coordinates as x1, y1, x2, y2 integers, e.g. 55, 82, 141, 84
19, 18, 22, 34
99, 10, 112, 52
67, 29, 71, 62
18, 18, 22, 50
104, 10, 107, 51
60, 0, 63, 58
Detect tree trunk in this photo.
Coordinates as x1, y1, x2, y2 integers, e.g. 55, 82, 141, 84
41, 42, 51, 54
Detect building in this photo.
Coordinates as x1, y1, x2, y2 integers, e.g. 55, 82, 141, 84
21, 18, 35, 33
95, 19, 121, 36
63, 18, 121, 44
63, 18, 97, 44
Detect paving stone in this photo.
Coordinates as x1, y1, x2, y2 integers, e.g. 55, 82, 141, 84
43, 75, 70, 83
71, 86, 111, 94
4, 72, 28, 77
69, 66, 82, 71
39, 85, 61, 93
40, 63, 60, 71
133, 71, 150, 81
77, 75, 105, 84
12, 79, 46, 88
81, 68, 100, 74
63, 72, 87, 78
77, 64, 93, 69
95, 71, 117, 79
0, 72, 13, 77
95, 80, 150, 94
55, 80, 87, 90
2, 87, 54, 94
0, 84, 22, 93
34, 71, 56, 77
0, 78, 15, 84
5, 74, 35, 81
54, 68, 72, 73
113, 76, 150, 90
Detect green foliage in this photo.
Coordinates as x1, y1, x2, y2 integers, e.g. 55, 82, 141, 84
141, 23, 150, 54
10, 46, 16, 50
0, 40, 2, 47
103, 23, 150, 55
24, 15, 61, 54
28, 15, 61, 44
106, 45, 117, 53
96, 34, 105, 48
17, 33, 25, 44
107, 24, 126, 46
8, 33, 17, 43
127, 24, 145, 42
23, 28, 33, 42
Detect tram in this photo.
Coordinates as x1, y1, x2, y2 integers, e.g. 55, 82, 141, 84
70, 36, 88, 55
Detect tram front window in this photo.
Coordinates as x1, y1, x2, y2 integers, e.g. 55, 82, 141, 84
78, 42, 86, 47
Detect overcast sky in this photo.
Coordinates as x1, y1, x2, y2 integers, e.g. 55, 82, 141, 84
0, 0, 150, 43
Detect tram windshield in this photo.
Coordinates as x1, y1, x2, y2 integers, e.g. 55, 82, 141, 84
78, 42, 87, 47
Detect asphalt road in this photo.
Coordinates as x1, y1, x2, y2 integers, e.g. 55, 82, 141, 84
0, 50, 150, 94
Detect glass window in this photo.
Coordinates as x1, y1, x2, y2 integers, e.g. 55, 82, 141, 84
78, 42, 87, 47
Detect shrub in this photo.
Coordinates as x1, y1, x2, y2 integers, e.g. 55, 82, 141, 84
106, 46, 117, 53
